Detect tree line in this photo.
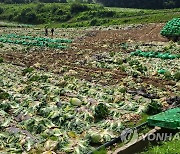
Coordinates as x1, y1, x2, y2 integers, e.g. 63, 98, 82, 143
95, 0, 180, 9
0, 0, 179, 9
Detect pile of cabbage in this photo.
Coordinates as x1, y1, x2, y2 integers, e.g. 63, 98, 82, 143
0, 34, 72, 49
131, 50, 180, 59
0, 62, 174, 153
161, 18, 180, 37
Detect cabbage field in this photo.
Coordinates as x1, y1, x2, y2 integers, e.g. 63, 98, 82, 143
0, 23, 180, 153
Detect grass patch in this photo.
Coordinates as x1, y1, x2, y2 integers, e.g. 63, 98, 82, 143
93, 147, 107, 154
141, 139, 180, 154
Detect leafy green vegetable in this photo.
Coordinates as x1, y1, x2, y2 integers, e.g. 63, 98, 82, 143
0, 57, 3, 63
146, 101, 162, 115
94, 103, 109, 120
22, 67, 34, 75
29, 75, 48, 82
0, 91, 9, 100
70, 98, 82, 106
174, 71, 180, 81
90, 133, 102, 144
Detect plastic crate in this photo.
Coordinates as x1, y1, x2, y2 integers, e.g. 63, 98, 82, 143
148, 108, 180, 129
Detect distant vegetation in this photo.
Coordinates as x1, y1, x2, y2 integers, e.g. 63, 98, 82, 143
0, 0, 179, 9
0, 3, 179, 27
95, 0, 180, 9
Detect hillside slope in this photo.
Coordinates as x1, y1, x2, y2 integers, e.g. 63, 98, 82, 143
0, 3, 180, 27
0, 0, 180, 9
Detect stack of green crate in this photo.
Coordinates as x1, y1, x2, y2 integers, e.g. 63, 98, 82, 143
161, 18, 180, 37
148, 108, 180, 129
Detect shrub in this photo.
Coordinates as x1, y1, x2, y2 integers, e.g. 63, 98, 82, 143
55, 8, 64, 15
17, 8, 38, 24
0, 7, 4, 14
90, 18, 98, 26
70, 3, 89, 14
35, 3, 46, 13
55, 12, 71, 22
25, 12, 38, 23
